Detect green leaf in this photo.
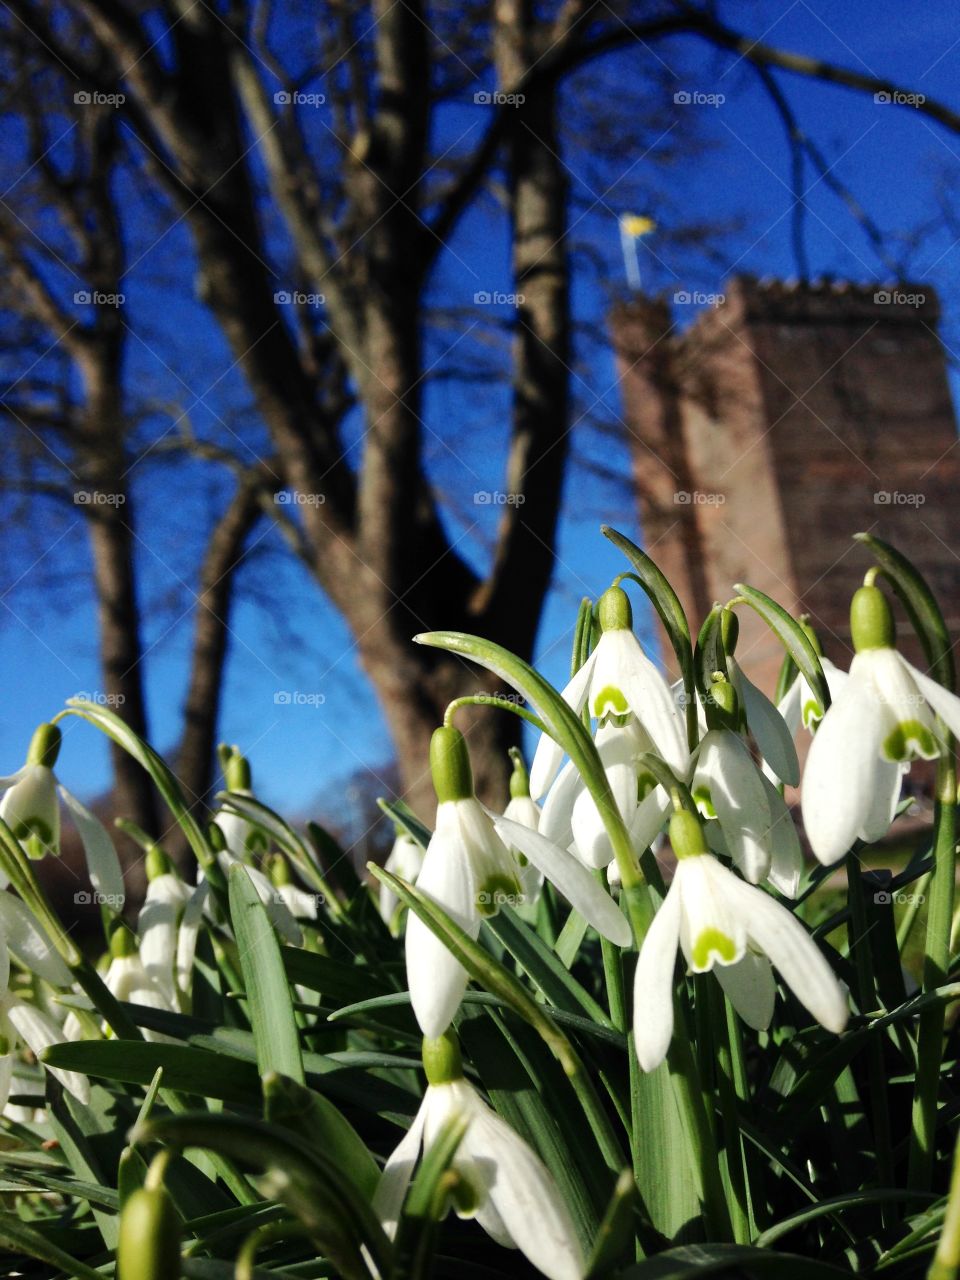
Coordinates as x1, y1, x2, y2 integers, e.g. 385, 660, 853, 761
629, 1040, 702, 1244
587, 1168, 639, 1277
44, 1040, 261, 1104
139, 1113, 393, 1280
618, 1243, 854, 1277
263, 1071, 380, 1200
754, 1188, 938, 1249
486, 907, 614, 1027
732, 584, 831, 714
854, 531, 955, 689
229, 863, 305, 1085
602, 526, 694, 695
0, 1211, 105, 1280
377, 796, 433, 851
63, 699, 213, 869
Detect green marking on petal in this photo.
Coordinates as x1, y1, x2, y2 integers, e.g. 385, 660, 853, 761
450, 1168, 482, 1217
882, 719, 940, 762
691, 927, 737, 970
693, 785, 716, 820
637, 772, 656, 802
476, 872, 523, 917
592, 684, 629, 717
802, 698, 824, 729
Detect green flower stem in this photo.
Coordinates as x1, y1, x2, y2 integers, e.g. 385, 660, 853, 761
0, 817, 81, 968
909, 750, 957, 1191
929, 1124, 960, 1280
70, 959, 143, 1041
442, 695, 546, 735
597, 873, 627, 1032
708, 982, 752, 1244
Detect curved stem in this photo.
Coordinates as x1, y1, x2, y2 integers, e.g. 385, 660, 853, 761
443, 695, 546, 734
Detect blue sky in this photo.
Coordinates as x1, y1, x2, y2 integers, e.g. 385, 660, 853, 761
2, 0, 959, 822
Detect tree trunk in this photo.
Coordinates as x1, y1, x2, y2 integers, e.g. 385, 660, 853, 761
81, 390, 158, 840
171, 479, 259, 853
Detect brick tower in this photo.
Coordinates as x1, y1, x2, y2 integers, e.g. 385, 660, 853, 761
610, 276, 960, 692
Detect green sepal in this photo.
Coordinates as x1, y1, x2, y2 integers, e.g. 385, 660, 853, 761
732, 584, 831, 715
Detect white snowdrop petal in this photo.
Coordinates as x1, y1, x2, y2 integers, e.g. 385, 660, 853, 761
607, 631, 687, 770
777, 678, 803, 739
735, 663, 800, 786
139, 875, 189, 1005
801, 663, 885, 865
695, 732, 771, 884
176, 881, 210, 994
858, 759, 906, 844
676, 856, 747, 972
632, 884, 682, 1071
491, 814, 632, 947
630, 785, 671, 852
373, 1097, 428, 1238
728, 878, 848, 1033
59, 787, 125, 906
539, 759, 581, 849
902, 660, 960, 742
1, 767, 60, 853
715, 952, 776, 1031
529, 657, 596, 799
8, 1001, 90, 1104
570, 787, 615, 869
868, 649, 939, 760
462, 1098, 585, 1280
405, 830, 479, 1037
0, 895, 71, 988
759, 777, 803, 899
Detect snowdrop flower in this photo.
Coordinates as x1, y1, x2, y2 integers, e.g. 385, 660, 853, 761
633, 810, 848, 1072
802, 584, 960, 865
632, 678, 803, 896
530, 586, 687, 799
0, 724, 124, 911
137, 847, 191, 1008
375, 1032, 584, 1280
406, 727, 631, 1037
727, 657, 799, 786
779, 655, 848, 738
378, 829, 425, 933
0, 991, 89, 1107
105, 927, 176, 1040
501, 750, 543, 904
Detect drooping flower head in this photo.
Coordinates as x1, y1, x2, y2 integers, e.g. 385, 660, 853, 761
633, 808, 848, 1072
406, 726, 631, 1037
802, 583, 960, 865
375, 1032, 585, 1280
378, 827, 425, 933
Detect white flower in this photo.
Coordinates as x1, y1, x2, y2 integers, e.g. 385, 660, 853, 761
375, 1073, 584, 1280
406, 795, 631, 1038
540, 718, 650, 870
779, 656, 848, 737
0, 993, 89, 1106
0, 726, 124, 911
138, 872, 191, 1008
801, 645, 960, 865
632, 815, 848, 1072
379, 832, 425, 932
728, 658, 799, 786
530, 588, 687, 799
502, 791, 543, 904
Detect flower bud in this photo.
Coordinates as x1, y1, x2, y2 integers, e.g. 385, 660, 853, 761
222, 746, 251, 792
422, 1030, 463, 1084
430, 727, 473, 804
117, 1185, 181, 1280
719, 607, 739, 656
705, 676, 739, 730
850, 584, 895, 652
668, 809, 709, 860
598, 586, 632, 633
508, 749, 530, 799
145, 844, 172, 882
